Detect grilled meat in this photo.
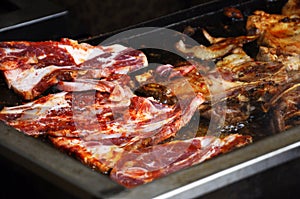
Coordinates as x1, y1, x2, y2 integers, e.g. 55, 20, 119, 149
50, 132, 251, 188
282, 0, 300, 16
269, 83, 300, 132
135, 47, 296, 129
0, 84, 204, 146
175, 30, 257, 60
110, 134, 252, 188
0, 39, 148, 100
246, 10, 300, 55
245, 9, 300, 132
1, 1, 299, 189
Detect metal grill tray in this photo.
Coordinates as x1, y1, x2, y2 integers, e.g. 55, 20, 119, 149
1, 0, 299, 198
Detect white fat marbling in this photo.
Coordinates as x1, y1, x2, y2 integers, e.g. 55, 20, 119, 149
4, 65, 73, 93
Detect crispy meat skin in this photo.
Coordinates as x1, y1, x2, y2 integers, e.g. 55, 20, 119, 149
270, 83, 300, 132
247, 10, 300, 55
176, 33, 257, 60
49, 133, 252, 188
0, 38, 148, 100
246, 9, 300, 131
282, 0, 300, 16
135, 50, 297, 126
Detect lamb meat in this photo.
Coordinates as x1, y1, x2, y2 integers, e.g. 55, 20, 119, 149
269, 83, 300, 132
110, 134, 252, 188
246, 10, 300, 55
0, 38, 148, 100
175, 31, 258, 60
0, 81, 204, 149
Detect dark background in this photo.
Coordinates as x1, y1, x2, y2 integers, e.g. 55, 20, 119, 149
0, 0, 210, 41
51, 0, 209, 37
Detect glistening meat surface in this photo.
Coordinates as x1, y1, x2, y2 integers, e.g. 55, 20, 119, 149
110, 134, 252, 188
0, 81, 204, 148
0, 38, 148, 100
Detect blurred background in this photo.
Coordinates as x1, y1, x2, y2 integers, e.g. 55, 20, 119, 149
0, 0, 209, 41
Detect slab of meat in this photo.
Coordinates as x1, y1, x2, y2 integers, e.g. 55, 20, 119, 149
110, 134, 252, 188
270, 83, 300, 132
49, 133, 251, 187
49, 137, 125, 173
0, 38, 148, 100
246, 10, 300, 55
3, 89, 203, 175
175, 30, 258, 60
0, 91, 73, 136
0, 81, 204, 148
282, 0, 300, 16
134, 50, 296, 129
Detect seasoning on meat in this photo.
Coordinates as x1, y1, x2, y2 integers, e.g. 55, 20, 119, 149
175, 30, 257, 60
110, 134, 252, 188
2, 1, 299, 188
0, 39, 148, 100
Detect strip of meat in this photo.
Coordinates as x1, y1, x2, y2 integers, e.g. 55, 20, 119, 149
0, 82, 134, 137
0, 92, 74, 136
110, 134, 252, 188
134, 53, 294, 126
49, 133, 251, 185
246, 10, 300, 55
175, 30, 257, 60
80, 93, 204, 149
282, 0, 300, 16
56, 74, 131, 92
269, 83, 300, 132
49, 137, 125, 173
0, 38, 148, 100
0, 80, 204, 149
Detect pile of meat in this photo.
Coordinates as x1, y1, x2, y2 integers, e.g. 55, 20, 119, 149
0, 1, 299, 188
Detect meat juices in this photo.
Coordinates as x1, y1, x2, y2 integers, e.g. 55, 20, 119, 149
0, 39, 148, 100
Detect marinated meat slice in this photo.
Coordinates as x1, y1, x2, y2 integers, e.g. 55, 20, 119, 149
0, 81, 204, 149
0, 84, 134, 137
56, 74, 131, 92
87, 94, 203, 148
246, 10, 300, 55
0, 38, 148, 100
175, 30, 257, 60
270, 83, 300, 132
0, 92, 73, 136
110, 134, 252, 188
49, 137, 124, 173
3, 65, 76, 100
135, 52, 295, 127
282, 0, 300, 16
